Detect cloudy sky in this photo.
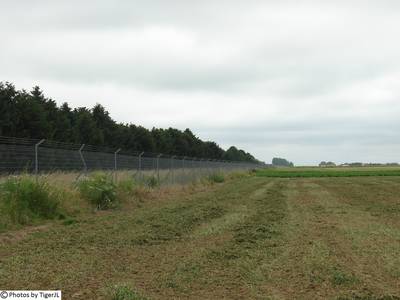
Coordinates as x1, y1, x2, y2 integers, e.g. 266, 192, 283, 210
1, 0, 400, 165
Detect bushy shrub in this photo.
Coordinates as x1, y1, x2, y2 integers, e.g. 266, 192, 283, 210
0, 176, 60, 225
117, 177, 137, 194
208, 172, 225, 183
78, 173, 117, 210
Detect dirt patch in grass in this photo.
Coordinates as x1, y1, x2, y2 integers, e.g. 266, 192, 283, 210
0, 224, 50, 245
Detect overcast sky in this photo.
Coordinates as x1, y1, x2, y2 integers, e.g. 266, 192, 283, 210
1, 0, 400, 165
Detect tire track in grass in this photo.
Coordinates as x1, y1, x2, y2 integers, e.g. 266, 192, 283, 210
157, 179, 289, 299
140, 177, 275, 298
258, 179, 358, 299
314, 179, 400, 296
265, 179, 400, 300
190, 181, 276, 238
316, 177, 400, 222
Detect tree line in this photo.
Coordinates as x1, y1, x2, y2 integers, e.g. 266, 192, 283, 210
0, 82, 259, 162
272, 157, 294, 167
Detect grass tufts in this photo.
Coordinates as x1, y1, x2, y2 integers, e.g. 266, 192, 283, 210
227, 171, 251, 180
208, 172, 225, 183
331, 268, 358, 286
0, 175, 60, 225
145, 175, 159, 188
108, 284, 147, 300
117, 177, 137, 195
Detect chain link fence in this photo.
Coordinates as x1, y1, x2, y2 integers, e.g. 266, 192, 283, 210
0, 136, 264, 185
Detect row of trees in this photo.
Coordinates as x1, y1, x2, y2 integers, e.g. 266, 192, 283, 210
0, 82, 259, 162
272, 157, 294, 167
320, 161, 400, 167
319, 161, 336, 167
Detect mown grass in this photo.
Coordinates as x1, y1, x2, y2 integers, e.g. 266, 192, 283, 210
151, 180, 288, 298
257, 166, 400, 178
130, 201, 226, 245
276, 178, 400, 299
0, 175, 266, 299
0, 174, 399, 299
208, 181, 286, 258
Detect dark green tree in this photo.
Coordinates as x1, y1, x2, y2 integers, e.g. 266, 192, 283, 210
0, 81, 261, 162
0, 82, 18, 136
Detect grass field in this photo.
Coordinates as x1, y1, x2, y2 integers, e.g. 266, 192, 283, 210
257, 166, 400, 178
1, 172, 400, 299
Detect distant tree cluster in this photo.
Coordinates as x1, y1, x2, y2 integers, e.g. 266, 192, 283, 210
272, 157, 294, 167
0, 82, 259, 162
319, 161, 400, 167
364, 162, 399, 167
319, 161, 336, 167
340, 162, 399, 167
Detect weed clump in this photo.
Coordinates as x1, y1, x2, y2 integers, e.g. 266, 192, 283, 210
117, 177, 137, 194
108, 284, 147, 300
62, 217, 78, 226
78, 172, 117, 210
146, 175, 159, 188
0, 175, 60, 225
331, 268, 358, 286
208, 172, 225, 183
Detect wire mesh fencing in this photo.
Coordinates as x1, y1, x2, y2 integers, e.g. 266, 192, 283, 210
0, 136, 264, 185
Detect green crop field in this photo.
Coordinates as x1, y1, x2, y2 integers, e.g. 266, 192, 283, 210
1, 172, 400, 299
257, 166, 400, 178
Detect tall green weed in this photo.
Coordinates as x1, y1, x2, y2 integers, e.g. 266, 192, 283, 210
0, 176, 60, 225
208, 172, 225, 183
78, 172, 117, 210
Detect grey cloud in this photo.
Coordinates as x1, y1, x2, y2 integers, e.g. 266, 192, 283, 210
1, 1, 400, 164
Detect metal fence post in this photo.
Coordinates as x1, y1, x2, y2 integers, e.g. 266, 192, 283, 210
156, 154, 162, 184
182, 156, 186, 173
170, 155, 176, 185
34, 139, 45, 179
200, 158, 205, 177
77, 144, 87, 180
211, 159, 216, 173
191, 157, 196, 181
114, 148, 121, 182
181, 156, 186, 183
138, 151, 144, 180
